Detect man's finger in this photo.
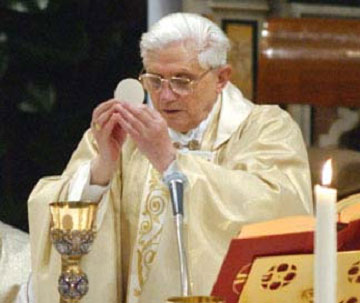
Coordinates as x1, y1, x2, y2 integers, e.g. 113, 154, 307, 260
102, 115, 116, 137
93, 106, 118, 131
116, 105, 146, 134
92, 99, 119, 121
116, 112, 141, 139
120, 102, 154, 127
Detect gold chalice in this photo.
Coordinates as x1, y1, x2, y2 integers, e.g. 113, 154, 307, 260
167, 296, 225, 303
49, 201, 98, 303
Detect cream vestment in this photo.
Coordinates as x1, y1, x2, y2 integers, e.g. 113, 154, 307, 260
28, 83, 313, 303
0, 221, 31, 303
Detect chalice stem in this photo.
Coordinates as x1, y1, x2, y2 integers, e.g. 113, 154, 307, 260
174, 214, 191, 296
57, 256, 88, 302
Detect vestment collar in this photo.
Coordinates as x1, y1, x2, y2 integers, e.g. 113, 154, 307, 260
213, 82, 254, 148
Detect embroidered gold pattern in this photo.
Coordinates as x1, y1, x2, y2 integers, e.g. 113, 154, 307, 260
173, 140, 200, 150
133, 168, 169, 297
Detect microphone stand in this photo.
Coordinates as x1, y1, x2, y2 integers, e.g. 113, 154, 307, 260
164, 171, 191, 296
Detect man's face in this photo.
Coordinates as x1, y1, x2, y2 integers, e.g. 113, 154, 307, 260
143, 43, 225, 133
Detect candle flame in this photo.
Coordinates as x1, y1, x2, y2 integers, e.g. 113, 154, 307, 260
321, 159, 333, 186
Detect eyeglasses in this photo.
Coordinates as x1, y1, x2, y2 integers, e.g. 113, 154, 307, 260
138, 68, 213, 96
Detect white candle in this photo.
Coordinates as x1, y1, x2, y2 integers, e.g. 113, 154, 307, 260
314, 159, 337, 303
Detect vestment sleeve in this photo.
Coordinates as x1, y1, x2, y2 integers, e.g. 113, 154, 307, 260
177, 106, 313, 241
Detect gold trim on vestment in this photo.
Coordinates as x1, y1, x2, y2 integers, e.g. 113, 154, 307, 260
129, 167, 170, 301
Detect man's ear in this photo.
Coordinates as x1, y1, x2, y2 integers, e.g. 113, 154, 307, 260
215, 64, 232, 94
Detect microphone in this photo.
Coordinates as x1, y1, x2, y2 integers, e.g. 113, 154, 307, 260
163, 171, 188, 216
163, 170, 191, 296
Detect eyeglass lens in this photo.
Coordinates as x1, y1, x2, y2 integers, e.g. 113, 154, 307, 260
142, 76, 191, 95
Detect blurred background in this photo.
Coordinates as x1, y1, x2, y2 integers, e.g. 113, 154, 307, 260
0, 0, 146, 231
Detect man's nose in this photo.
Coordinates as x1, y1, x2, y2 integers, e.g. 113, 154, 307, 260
159, 80, 176, 101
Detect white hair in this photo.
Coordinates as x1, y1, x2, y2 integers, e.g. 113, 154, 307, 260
140, 13, 231, 69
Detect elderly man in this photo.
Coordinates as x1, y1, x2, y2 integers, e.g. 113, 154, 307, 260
0, 221, 31, 303
28, 12, 312, 303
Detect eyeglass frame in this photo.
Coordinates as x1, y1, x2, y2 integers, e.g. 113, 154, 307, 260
138, 68, 215, 96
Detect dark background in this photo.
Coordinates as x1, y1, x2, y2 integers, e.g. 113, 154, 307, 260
0, 0, 147, 231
